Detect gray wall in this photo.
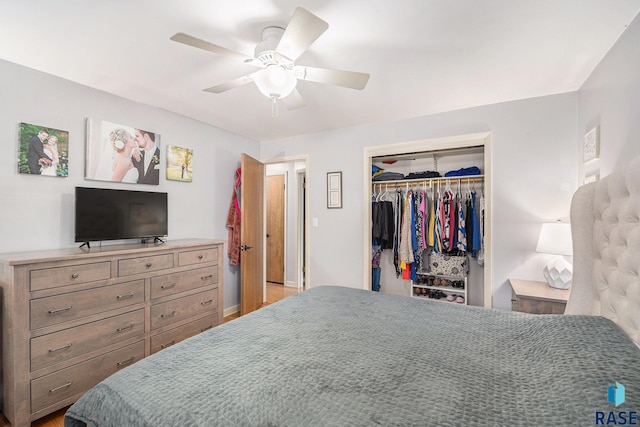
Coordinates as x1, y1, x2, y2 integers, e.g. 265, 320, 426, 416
578, 11, 640, 178
0, 59, 260, 311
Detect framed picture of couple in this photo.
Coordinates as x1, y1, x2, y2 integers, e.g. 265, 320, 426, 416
18, 122, 69, 177
85, 118, 161, 185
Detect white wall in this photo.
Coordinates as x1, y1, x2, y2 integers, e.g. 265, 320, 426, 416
261, 93, 579, 310
0, 59, 260, 310
578, 12, 640, 178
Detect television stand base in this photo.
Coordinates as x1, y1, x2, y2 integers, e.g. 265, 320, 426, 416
79, 241, 91, 249
141, 237, 166, 245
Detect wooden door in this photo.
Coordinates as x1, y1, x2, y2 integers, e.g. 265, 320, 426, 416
240, 153, 265, 315
266, 174, 285, 284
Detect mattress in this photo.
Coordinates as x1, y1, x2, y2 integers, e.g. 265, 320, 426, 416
65, 285, 640, 426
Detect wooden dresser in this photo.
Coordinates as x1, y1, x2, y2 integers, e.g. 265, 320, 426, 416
0, 239, 224, 427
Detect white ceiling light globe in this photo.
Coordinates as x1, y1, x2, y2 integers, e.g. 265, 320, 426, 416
254, 65, 297, 99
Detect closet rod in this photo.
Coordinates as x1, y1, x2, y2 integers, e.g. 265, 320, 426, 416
372, 176, 484, 187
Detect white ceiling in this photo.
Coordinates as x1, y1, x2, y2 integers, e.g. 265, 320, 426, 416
1, 1, 638, 141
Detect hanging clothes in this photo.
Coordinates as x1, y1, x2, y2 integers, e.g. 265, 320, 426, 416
456, 194, 467, 252
470, 190, 482, 257
393, 190, 403, 277
226, 167, 242, 266
477, 192, 485, 265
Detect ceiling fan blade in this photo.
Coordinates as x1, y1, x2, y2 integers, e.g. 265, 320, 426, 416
295, 66, 370, 90
281, 88, 306, 110
276, 8, 329, 61
170, 32, 251, 62
203, 74, 254, 93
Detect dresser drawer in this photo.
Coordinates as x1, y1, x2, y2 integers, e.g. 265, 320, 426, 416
30, 262, 111, 291
118, 253, 174, 277
150, 315, 217, 354
178, 247, 218, 267
31, 309, 144, 371
150, 290, 217, 331
31, 340, 145, 413
31, 280, 145, 330
150, 267, 218, 299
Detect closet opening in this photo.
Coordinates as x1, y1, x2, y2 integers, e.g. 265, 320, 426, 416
362, 133, 492, 308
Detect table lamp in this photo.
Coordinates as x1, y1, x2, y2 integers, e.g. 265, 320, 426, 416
536, 222, 573, 289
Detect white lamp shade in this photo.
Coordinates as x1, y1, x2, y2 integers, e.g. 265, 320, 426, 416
253, 65, 297, 99
536, 222, 573, 256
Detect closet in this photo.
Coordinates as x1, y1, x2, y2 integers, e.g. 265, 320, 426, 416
365, 135, 490, 307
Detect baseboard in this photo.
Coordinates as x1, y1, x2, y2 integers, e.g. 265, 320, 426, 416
285, 281, 298, 288
223, 304, 240, 317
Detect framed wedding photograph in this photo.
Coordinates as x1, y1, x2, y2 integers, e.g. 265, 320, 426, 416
85, 118, 161, 185
166, 145, 193, 182
18, 122, 69, 177
583, 126, 599, 163
327, 171, 342, 209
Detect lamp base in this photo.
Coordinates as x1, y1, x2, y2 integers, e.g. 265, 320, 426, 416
543, 256, 573, 289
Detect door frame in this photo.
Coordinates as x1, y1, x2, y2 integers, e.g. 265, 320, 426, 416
263, 155, 310, 291
362, 132, 493, 308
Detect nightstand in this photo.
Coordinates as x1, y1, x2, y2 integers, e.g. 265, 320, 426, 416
509, 279, 570, 314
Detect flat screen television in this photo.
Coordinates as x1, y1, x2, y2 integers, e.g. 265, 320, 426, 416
75, 187, 168, 245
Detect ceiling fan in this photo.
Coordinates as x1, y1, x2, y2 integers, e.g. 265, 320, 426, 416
170, 7, 370, 114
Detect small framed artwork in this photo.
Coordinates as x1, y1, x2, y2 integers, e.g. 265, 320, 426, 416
327, 171, 342, 209
584, 170, 600, 184
166, 145, 193, 182
18, 122, 69, 177
583, 126, 599, 163
85, 118, 161, 185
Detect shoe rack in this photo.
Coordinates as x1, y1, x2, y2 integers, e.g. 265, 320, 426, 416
411, 273, 468, 305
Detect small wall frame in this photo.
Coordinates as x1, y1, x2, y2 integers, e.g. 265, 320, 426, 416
327, 171, 342, 209
583, 126, 599, 163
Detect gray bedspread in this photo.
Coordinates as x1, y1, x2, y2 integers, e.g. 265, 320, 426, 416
65, 286, 640, 427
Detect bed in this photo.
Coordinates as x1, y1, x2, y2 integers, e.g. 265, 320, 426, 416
65, 157, 640, 427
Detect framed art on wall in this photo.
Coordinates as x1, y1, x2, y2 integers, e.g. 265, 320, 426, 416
583, 126, 599, 163
85, 118, 161, 185
327, 171, 342, 209
18, 122, 69, 177
166, 145, 193, 182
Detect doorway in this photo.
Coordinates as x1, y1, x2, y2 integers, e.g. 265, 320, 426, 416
266, 173, 285, 284
265, 158, 308, 291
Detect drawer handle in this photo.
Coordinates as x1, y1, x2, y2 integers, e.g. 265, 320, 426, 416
116, 324, 135, 332
48, 343, 73, 353
201, 325, 214, 332
71, 273, 79, 279
48, 305, 73, 314
161, 283, 176, 290
201, 275, 213, 280
200, 299, 213, 306
117, 292, 136, 300
160, 311, 176, 319
117, 357, 135, 368
146, 262, 153, 268
161, 340, 176, 349
198, 254, 204, 259
49, 382, 73, 393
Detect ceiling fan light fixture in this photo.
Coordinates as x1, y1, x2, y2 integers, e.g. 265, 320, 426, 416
253, 65, 297, 99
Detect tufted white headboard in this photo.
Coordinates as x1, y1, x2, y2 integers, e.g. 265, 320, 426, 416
565, 156, 640, 345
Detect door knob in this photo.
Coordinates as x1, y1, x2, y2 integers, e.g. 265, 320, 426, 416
240, 245, 253, 251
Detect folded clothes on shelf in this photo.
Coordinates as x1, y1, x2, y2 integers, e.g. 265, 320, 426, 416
373, 171, 406, 181
444, 166, 482, 177
405, 171, 441, 179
